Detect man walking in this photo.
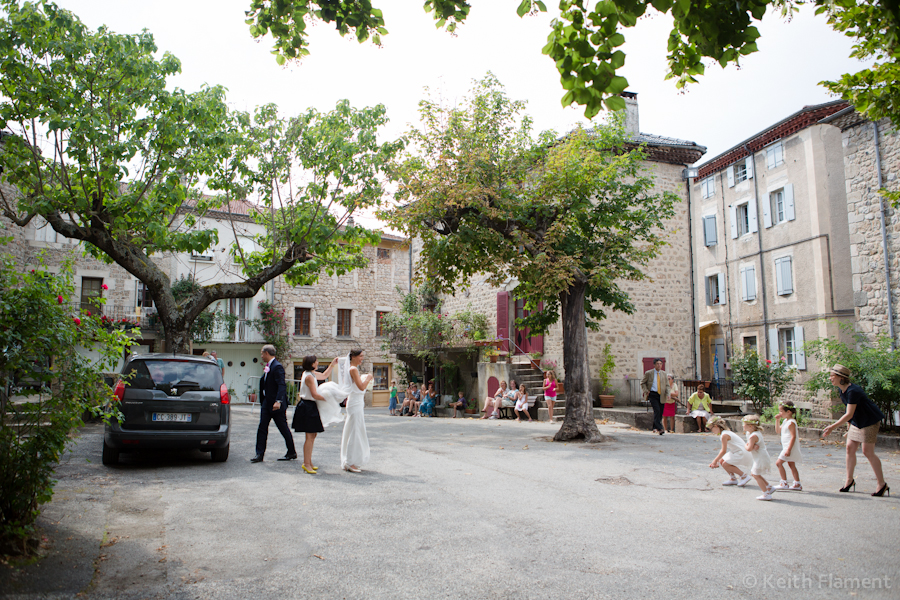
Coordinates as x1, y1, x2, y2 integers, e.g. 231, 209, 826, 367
641, 358, 668, 436
251, 344, 297, 462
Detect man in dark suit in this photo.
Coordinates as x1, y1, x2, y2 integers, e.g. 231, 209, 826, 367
251, 344, 297, 462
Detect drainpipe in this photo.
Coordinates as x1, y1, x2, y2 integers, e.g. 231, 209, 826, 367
686, 171, 699, 378
746, 144, 771, 359
873, 121, 897, 347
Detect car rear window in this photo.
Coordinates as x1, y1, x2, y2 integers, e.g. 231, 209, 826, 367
124, 360, 221, 395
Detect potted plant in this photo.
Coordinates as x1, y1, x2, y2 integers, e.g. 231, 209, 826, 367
483, 347, 500, 363
465, 398, 477, 414
529, 352, 543, 370
597, 343, 616, 408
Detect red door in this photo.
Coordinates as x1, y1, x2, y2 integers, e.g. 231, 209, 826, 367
513, 299, 544, 356
642, 357, 666, 373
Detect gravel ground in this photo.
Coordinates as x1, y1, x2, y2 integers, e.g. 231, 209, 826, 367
2, 406, 898, 600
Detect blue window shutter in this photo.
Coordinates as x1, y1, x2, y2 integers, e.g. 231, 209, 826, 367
717, 272, 726, 305
784, 184, 795, 221
748, 197, 758, 233
746, 156, 754, 179
768, 328, 779, 361
730, 205, 738, 239
726, 166, 735, 188
794, 325, 806, 370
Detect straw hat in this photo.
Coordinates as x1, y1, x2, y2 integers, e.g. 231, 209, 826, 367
829, 364, 851, 379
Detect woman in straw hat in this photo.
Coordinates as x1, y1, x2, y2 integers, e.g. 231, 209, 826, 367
822, 364, 889, 497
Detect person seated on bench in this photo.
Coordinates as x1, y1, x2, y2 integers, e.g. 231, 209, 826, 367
418, 382, 437, 417
448, 390, 467, 418
481, 380, 507, 419
514, 384, 533, 422
498, 379, 518, 417
401, 383, 420, 416
687, 383, 714, 432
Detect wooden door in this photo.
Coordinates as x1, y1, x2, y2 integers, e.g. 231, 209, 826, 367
371, 363, 391, 407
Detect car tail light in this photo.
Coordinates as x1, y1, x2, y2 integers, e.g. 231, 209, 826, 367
114, 380, 125, 402
220, 383, 230, 404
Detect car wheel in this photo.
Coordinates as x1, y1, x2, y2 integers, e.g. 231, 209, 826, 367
210, 445, 229, 463
102, 440, 119, 465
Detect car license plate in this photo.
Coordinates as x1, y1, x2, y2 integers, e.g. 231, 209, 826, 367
152, 412, 191, 422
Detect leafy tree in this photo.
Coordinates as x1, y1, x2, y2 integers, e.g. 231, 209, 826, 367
803, 325, 900, 426
731, 349, 795, 416
0, 253, 131, 553
0, 1, 404, 353
384, 75, 678, 442
245, 1, 900, 125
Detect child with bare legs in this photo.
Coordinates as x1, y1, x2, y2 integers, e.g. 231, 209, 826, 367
774, 401, 803, 491
743, 415, 775, 501
543, 370, 557, 422
707, 416, 752, 487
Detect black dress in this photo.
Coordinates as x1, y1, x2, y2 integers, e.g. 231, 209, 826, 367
292, 398, 324, 433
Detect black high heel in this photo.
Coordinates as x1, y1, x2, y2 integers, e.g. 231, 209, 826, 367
872, 483, 890, 497
839, 479, 855, 493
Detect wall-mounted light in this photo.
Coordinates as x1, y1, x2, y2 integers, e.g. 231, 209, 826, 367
682, 167, 700, 180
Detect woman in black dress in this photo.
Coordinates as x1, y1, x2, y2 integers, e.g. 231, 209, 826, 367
292, 355, 338, 474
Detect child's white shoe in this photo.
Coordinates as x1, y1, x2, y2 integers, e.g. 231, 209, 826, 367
722, 477, 739, 486
789, 482, 802, 491
774, 480, 791, 490
737, 474, 753, 487
756, 491, 774, 501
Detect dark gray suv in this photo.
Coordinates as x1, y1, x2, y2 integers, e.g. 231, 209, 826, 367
103, 354, 231, 464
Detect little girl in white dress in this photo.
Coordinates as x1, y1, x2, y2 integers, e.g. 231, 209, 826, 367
707, 416, 753, 487
743, 415, 775, 501
774, 401, 803, 491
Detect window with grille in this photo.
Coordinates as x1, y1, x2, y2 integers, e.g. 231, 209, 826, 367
337, 309, 352, 337
376, 248, 390, 259
81, 277, 103, 314
295, 307, 310, 336
376, 311, 388, 336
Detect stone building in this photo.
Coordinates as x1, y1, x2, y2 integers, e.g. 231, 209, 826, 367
274, 233, 410, 407
818, 109, 900, 345
691, 100, 857, 414
439, 93, 707, 402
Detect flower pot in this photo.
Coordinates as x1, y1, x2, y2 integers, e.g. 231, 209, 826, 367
598, 394, 615, 408
249, 393, 257, 404
489, 355, 498, 363
465, 408, 477, 414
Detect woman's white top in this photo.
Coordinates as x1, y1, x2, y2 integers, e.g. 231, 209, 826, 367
778, 418, 802, 464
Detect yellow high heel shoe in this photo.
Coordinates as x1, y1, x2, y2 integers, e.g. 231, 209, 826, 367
301, 464, 317, 474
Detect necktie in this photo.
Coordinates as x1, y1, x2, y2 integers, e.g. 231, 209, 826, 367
657, 372, 661, 394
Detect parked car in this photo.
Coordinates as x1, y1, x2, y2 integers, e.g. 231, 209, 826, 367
102, 353, 230, 464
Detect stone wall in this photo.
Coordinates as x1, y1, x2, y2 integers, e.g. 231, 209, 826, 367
275, 240, 410, 389
842, 117, 900, 342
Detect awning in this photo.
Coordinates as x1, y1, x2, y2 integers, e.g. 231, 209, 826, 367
699, 320, 719, 330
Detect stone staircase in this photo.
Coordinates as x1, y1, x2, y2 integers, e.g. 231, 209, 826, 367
507, 362, 565, 422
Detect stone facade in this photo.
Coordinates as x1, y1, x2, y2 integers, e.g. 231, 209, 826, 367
837, 116, 900, 342
274, 237, 410, 405
693, 102, 857, 417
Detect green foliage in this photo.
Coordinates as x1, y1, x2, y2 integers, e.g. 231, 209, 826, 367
249, 301, 290, 359
0, 254, 131, 552
760, 404, 811, 427
0, 1, 403, 353
247, 1, 900, 128
597, 343, 616, 394
466, 397, 477, 410
731, 349, 795, 415
803, 325, 900, 427
386, 75, 677, 334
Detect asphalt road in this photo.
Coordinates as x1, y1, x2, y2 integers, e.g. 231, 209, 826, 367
2, 407, 899, 599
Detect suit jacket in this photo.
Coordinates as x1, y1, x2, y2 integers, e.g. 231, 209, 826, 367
260, 358, 287, 410
640, 368, 669, 398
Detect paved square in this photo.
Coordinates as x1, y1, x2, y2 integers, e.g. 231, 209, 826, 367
2, 408, 898, 599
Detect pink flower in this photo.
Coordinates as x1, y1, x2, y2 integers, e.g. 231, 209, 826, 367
57, 295, 64, 304
263, 366, 270, 374
766, 360, 772, 364
101, 284, 108, 290
73, 317, 81, 326
86, 311, 91, 317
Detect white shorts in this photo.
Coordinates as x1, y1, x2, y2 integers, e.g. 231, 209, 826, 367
515, 399, 529, 411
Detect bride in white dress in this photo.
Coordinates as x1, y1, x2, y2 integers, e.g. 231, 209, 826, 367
340, 349, 372, 472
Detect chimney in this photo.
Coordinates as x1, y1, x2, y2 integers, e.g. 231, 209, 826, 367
621, 91, 639, 136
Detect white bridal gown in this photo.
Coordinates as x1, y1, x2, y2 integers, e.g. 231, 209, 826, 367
314, 357, 350, 428
340, 365, 370, 469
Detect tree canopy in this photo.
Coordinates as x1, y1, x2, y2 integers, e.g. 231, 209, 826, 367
0, 1, 403, 353
246, 1, 900, 125
385, 75, 678, 442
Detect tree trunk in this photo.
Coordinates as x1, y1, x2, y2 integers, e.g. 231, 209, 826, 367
553, 281, 604, 443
